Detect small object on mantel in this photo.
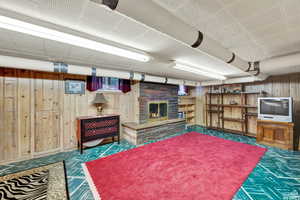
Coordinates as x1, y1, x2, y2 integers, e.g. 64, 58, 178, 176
93, 93, 108, 116
229, 100, 238, 105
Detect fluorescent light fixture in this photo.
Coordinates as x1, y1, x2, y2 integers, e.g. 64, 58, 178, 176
173, 62, 227, 80
0, 15, 150, 62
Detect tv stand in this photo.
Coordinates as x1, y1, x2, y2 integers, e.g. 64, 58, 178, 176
257, 120, 294, 150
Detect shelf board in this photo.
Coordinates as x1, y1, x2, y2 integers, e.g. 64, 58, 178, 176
223, 128, 244, 135
207, 104, 257, 108
186, 116, 195, 119
179, 96, 196, 99
242, 91, 265, 94
246, 132, 256, 138
179, 103, 195, 106
206, 91, 265, 95
244, 112, 258, 117
207, 110, 223, 113
179, 109, 195, 112
207, 126, 221, 131
207, 126, 254, 137
223, 117, 245, 123
186, 123, 196, 126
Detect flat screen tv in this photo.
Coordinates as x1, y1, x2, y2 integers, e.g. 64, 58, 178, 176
258, 97, 293, 122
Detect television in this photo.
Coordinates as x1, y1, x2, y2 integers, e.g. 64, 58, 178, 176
258, 97, 293, 122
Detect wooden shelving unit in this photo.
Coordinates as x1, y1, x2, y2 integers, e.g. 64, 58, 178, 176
178, 96, 196, 126
205, 84, 265, 137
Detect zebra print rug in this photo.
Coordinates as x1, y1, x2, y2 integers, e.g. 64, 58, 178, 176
0, 170, 49, 199
0, 161, 68, 200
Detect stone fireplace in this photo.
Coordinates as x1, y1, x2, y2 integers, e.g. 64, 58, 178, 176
122, 82, 186, 145
139, 82, 179, 124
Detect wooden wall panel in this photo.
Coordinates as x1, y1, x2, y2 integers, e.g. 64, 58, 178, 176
247, 116, 257, 135
0, 71, 3, 161
17, 70, 32, 157
2, 71, 18, 161
35, 111, 60, 153
195, 87, 206, 126
224, 121, 242, 132
289, 74, 300, 150
34, 73, 61, 153
0, 68, 139, 164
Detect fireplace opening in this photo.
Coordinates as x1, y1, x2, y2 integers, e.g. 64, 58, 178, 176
148, 101, 168, 122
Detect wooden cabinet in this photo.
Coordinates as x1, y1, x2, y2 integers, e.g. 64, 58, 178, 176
257, 120, 294, 150
77, 115, 120, 154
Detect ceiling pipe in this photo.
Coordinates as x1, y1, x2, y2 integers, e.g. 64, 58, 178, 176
5, 50, 300, 87
200, 75, 269, 86
0, 55, 197, 86
99, 0, 256, 74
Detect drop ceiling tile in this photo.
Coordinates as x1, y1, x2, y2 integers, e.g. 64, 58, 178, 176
283, 0, 300, 18
255, 32, 291, 47
152, 0, 189, 12
249, 20, 287, 39
218, 0, 239, 7
212, 9, 236, 28
288, 27, 300, 39
287, 15, 300, 30
78, 3, 123, 39
35, 0, 88, 26
111, 18, 148, 43
222, 32, 252, 49
226, 0, 280, 21
175, 0, 223, 27
231, 44, 266, 61
242, 6, 283, 32
0, 0, 41, 18
130, 29, 179, 53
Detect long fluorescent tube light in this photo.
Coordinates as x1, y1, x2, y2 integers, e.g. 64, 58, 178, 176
174, 62, 227, 80
0, 15, 150, 62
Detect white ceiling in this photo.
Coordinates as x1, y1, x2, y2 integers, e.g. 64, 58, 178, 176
153, 0, 300, 61
0, 0, 299, 81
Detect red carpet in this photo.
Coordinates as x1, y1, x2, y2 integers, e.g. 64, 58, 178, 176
83, 132, 266, 200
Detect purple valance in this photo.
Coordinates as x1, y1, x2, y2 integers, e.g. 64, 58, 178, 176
86, 76, 131, 93
119, 79, 131, 93
87, 76, 102, 92
184, 85, 190, 95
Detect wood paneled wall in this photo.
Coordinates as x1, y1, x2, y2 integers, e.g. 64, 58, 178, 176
0, 67, 136, 164
2, 67, 299, 164
196, 73, 300, 150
